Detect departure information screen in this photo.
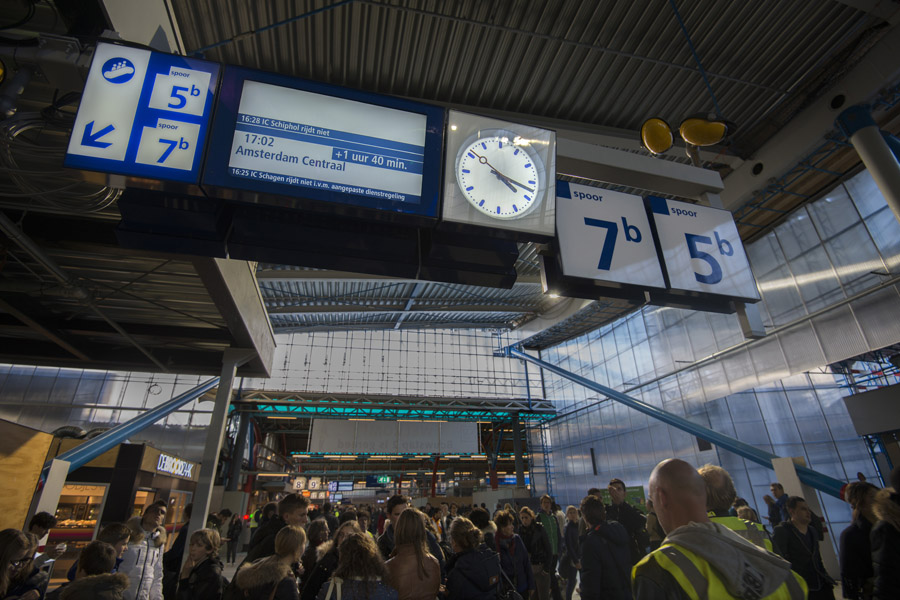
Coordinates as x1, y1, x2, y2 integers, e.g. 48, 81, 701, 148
203, 67, 444, 218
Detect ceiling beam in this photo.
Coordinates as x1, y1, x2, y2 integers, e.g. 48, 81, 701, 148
270, 320, 516, 333
256, 268, 543, 285
0, 298, 91, 361
721, 24, 900, 211
265, 304, 537, 315
193, 258, 275, 376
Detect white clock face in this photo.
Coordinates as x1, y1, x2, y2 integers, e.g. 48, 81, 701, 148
455, 132, 544, 220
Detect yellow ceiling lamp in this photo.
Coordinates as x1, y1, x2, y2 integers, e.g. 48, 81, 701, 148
678, 115, 732, 147
640, 117, 674, 155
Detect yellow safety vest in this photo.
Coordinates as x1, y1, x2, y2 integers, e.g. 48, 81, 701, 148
710, 515, 774, 552
633, 543, 808, 600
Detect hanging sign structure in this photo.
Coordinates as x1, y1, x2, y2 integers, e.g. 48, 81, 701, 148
65, 42, 220, 183
556, 181, 665, 289
647, 197, 760, 301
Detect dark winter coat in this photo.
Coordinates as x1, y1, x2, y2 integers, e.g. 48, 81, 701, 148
176, 557, 226, 600
245, 517, 288, 565
495, 534, 534, 594
234, 557, 298, 600
299, 544, 337, 600
445, 547, 501, 600
772, 521, 834, 594
605, 502, 647, 566
53, 573, 130, 600
839, 515, 873, 600
871, 489, 900, 600
164, 528, 189, 573
313, 578, 396, 600
228, 521, 244, 544
560, 520, 581, 580
8, 567, 49, 600
579, 521, 632, 600
517, 521, 552, 571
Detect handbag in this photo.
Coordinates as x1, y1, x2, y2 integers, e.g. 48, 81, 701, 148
323, 577, 343, 600
497, 569, 524, 600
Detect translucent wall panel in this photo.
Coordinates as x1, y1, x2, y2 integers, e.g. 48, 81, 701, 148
0, 365, 210, 461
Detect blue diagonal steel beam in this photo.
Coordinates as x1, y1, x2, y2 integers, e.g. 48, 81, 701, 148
506, 346, 847, 499
50, 377, 220, 473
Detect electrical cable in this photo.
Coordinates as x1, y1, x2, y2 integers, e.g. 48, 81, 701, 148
668, 0, 724, 120
0, 0, 36, 32
0, 112, 121, 214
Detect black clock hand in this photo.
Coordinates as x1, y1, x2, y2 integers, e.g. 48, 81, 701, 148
471, 149, 535, 193
491, 170, 518, 193
495, 172, 535, 193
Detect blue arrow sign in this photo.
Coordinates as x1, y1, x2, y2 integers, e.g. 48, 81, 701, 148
81, 121, 115, 148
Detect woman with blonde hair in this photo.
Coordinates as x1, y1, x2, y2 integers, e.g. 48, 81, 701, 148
385, 510, 439, 600
177, 529, 225, 600
315, 533, 396, 600
235, 526, 307, 600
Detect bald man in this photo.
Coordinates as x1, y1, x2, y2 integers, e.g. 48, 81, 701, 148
632, 459, 807, 600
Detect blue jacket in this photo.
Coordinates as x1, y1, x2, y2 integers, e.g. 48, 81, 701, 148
495, 534, 534, 594
446, 547, 500, 600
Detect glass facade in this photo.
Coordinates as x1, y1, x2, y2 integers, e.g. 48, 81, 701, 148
534, 170, 900, 549
0, 367, 212, 460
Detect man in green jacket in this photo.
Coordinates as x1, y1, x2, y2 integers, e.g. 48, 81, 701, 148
537, 494, 563, 600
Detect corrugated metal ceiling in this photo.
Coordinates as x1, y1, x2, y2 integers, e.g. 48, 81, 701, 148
173, 0, 884, 157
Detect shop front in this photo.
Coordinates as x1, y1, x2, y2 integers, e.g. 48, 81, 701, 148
45, 441, 199, 578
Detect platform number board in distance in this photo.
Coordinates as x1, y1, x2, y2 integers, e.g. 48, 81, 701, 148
556, 181, 666, 289
65, 42, 220, 183
647, 197, 760, 301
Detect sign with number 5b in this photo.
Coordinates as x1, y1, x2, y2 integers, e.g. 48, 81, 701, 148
65, 42, 219, 184
648, 197, 759, 301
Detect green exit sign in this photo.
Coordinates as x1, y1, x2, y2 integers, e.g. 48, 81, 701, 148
367, 475, 393, 487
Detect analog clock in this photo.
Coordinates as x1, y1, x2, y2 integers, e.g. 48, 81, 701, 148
455, 130, 546, 220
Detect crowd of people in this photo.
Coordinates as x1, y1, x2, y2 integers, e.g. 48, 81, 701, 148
3, 461, 898, 600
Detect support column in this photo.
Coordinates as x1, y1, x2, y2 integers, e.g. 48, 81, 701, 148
227, 411, 252, 492
185, 348, 256, 553
430, 456, 440, 498
772, 457, 840, 580
511, 415, 526, 489
27, 459, 70, 541
837, 105, 900, 224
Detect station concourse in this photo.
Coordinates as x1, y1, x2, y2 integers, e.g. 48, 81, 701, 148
2, 2, 900, 599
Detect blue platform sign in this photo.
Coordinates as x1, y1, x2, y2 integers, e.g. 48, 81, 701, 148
65, 42, 219, 184
202, 66, 444, 219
